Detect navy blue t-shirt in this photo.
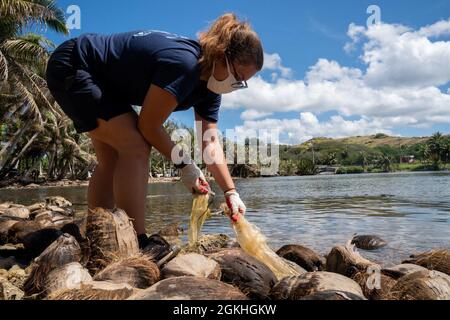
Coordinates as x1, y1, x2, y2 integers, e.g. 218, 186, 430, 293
74, 30, 221, 123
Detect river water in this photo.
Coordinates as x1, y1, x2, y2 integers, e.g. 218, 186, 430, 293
1, 171, 449, 266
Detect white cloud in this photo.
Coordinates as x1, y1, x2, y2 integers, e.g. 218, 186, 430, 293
235, 113, 391, 145
222, 19, 450, 143
263, 52, 292, 78
240, 109, 273, 120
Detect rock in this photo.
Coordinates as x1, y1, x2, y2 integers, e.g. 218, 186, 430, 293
208, 248, 277, 300
353, 270, 397, 300
388, 270, 450, 300
326, 243, 375, 277
0, 277, 24, 300
162, 253, 221, 280
86, 208, 139, 275
48, 281, 136, 300
382, 264, 429, 279
270, 272, 365, 300
276, 244, 325, 271
403, 249, 450, 275
351, 235, 387, 250
45, 196, 72, 208
24, 234, 82, 296
300, 290, 366, 300
45, 263, 92, 295
93, 256, 160, 289
128, 276, 248, 300
158, 223, 184, 237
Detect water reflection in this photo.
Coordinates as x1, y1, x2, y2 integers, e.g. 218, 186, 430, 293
0, 171, 448, 265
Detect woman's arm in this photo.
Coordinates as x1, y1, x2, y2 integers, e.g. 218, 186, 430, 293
138, 84, 178, 160
138, 84, 208, 194
195, 113, 235, 192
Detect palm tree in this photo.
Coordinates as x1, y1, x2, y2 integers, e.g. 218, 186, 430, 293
375, 154, 392, 172
425, 132, 445, 167
0, 1, 96, 184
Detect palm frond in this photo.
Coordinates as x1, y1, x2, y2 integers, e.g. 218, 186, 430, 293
0, 49, 8, 85
2, 33, 53, 67
0, 0, 68, 35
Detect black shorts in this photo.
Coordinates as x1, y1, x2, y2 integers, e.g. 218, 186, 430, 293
46, 39, 134, 133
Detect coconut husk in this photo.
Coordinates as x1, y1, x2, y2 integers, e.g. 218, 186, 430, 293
351, 235, 387, 250
0, 205, 30, 220
387, 270, 450, 300
403, 249, 450, 275
23, 234, 82, 296
0, 219, 20, 244
33, 212, 54, 227
85, 208, 139, 274
326, 242, 376, 277
50, 212, 74, 228
300, 290, 367, 300
183, 234, 231, 255
22, 228, 63, 258
47, 281, 136, 300
7, 265, 28, 288
44, 262, 92, 295
27, 202, 46, 214
162, 253, 221, 280
353, 270, 397, 300
128, 276, 248, 300
281, 257, 307, 274
277, 244, 325, 271
141, 234, 172, 263
208, 248, 277, 300
0, 277, 24, 300
93, 255, 160, 289
45, 196, 72, 208
8, 221, 42, 243
270, 272, 365, 300
158, 223, 183, 237
60, 218, 89, 265
382, 263, 429, 279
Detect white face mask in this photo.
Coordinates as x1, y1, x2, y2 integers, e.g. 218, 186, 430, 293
207, 56, 239, 94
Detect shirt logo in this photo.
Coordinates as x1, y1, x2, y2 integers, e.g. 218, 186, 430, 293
133, 30, 189, 40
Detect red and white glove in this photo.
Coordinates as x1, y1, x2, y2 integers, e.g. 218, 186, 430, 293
225, 190, 246, 223
180, 163, 210, 194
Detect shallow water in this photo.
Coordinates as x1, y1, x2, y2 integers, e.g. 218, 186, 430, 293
1, 171, 449, 266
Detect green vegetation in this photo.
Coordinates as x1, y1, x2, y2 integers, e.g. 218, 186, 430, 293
278, 132, 450, 176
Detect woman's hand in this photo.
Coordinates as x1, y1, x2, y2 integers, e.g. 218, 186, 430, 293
225, 190, 246, 222
180, 163, 210, 194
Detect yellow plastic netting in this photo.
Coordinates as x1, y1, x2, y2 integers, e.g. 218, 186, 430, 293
188, 193, 212, 247
223, 204, 301, 280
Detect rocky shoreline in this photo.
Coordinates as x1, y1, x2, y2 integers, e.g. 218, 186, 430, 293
0, 197, 449, 300
0, 177, 181, 190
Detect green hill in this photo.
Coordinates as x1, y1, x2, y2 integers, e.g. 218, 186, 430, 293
279, 133, 449, 173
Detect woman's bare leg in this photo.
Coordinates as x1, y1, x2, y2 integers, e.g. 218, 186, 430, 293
87, 138, 118, 210
88, 112, 151, 236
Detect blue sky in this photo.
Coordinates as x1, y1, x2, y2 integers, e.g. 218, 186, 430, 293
45, 0, 450, 143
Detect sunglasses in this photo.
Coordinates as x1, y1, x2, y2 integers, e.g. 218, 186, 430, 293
226, 53, 249, 90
